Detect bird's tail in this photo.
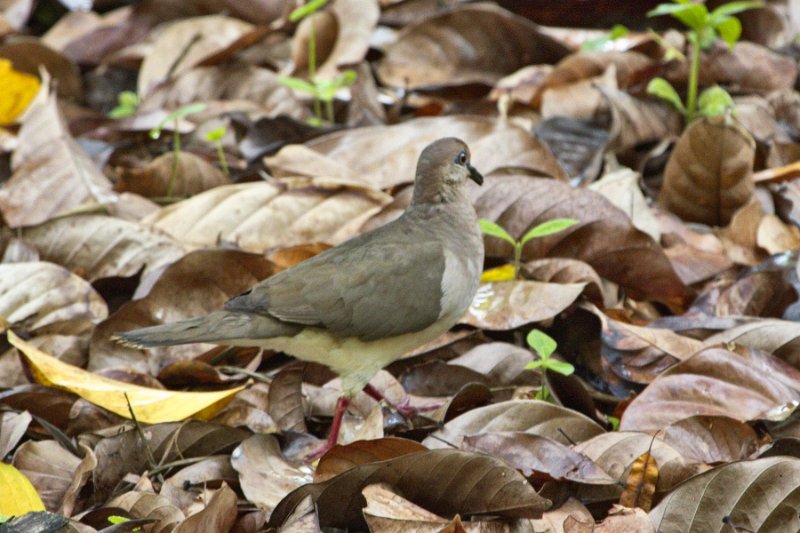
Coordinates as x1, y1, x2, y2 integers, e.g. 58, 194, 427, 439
113, 310, 301, 348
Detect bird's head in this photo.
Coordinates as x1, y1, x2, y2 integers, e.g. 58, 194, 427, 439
412, 137, 483, 205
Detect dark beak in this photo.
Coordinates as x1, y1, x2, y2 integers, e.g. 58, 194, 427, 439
468, 164, 484, 185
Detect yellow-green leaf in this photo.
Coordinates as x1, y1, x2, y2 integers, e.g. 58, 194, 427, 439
0, 463, 45, 516
8, 330, 246, 424
0, 59, 39, 125
480, 264, 516, 282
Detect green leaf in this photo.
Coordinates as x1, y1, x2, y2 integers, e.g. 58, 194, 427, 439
479, 219, 516, 245
698, 85, 736, 117
520, 218, 579, 245
289, 0, 328, 21
607, 415, 620, 431
713, 15, 742, 46
118, 90, 139, 108
710, 1, 763, 19
647, 77, 686, 114
697, 26, 716, 48
150, 102, 207, 139
204, 126, 226, 142
648, 30, 687, 61
609, 24, 629, 39
277, 75, 318, 95
108, 516, 130, 525
525, 359, 544, 370
581, 24, 629, 51
648, 3, 708, 32
527, 329, 557, 358
542, 359, 575, 376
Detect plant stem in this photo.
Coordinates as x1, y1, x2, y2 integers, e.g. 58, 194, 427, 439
215, 142, 229, 176
308, 13, 322, 122
167, 121, 180, 197
686, 32, 701, 122
513, 242, 522, 280
325, 99, 334, 123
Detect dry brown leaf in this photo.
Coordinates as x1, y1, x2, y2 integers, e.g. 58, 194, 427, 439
599, 87, 682, 151
307, 0, 379, 80
362, 483, 449, 532
662, 415, 760, 464
377, 3, 567, 89
12, 440, 82, 512
140, 65, 307, 120
267, 363, 307, 434
107, 491, 185, 533
757, 214, 800, 254
463, 432, 615, 484
0, 410, 32, 458
704, 319, 800, 368
90, 249, 276, 373
6, 214, 185, 282
142, 180, 391, 252
620, 346, 800, 431
597, 505, 655, 533
267, 116, 568, 190
159, 456, 238, 515
0, 76, 115, 227
424, 400, 605, 450
619, 450, 658, 511
0, 38, 82, 100
462, 280, 586, 331
658, 115, 755, 226
231, 434, 313, 514
173, 483, 238, 533
268, 448, 551, 530
137, 15, 254, 96
116, 151, 230, 198
589, 166, 661, 242
0, 262, 107, 336
475, 175, 687, 306
649, 456, 800, 532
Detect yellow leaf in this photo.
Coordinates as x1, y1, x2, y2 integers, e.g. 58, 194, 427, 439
480, 264, 515, 282
0, 59, 40, 125
0, 463, 45, 517
8, 330, 246, 424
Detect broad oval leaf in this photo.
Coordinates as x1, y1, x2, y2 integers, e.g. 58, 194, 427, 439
142, 180, 391, 252
0, 463, 45, 516
424, 400, 605, 449
268, 448, 551, 530
650, 456, 800, 532
377, 3, 567, 89
0, 262, 107, 335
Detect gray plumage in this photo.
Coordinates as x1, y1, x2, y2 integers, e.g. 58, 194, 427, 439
115, 137, 485, 396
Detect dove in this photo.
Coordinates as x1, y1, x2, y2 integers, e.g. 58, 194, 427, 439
116, 137, 485, 457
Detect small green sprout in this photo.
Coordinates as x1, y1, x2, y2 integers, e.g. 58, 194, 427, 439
149, 102, 207, 196
203, 126, 229, 177
108, 90, 139, 119
525, 329, 575, 402
646, 0, 762, 121
581, 24, 629, 51
479, 218, 579, 280
279, 0, 357, 125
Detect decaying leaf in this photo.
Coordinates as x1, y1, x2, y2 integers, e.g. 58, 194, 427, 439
619, 450, 659, 511
659, 114, 755, 226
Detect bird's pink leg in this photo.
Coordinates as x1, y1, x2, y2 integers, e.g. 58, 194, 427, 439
362, 383, 440, 417
307, 395, 350, 461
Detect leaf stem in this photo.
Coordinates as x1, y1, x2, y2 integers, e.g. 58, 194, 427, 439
686, 32, 701, 121
167, 121, 180, 197
513, 242, 522, 280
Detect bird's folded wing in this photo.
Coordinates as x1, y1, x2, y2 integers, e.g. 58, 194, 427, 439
225, 239, 446, 341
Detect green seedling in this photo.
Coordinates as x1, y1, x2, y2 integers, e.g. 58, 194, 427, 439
108, 90, 139, 119
479, 218, 579, 280
204, 126, 230, 177
149, 102, 207, 196
108, 515, 141, 531
279, 0, 357, 125
646, 0, 762, 121
581, 24, 629, 51
525, 329, 575, 402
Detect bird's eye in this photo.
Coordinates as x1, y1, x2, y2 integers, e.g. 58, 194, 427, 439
454, 151, 467, 165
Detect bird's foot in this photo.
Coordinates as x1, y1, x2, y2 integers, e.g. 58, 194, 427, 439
305, 395, 350, 462
363, 384, 441, 418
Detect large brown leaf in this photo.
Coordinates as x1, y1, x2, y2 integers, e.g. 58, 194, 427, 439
377, 3, 567, 89
0, 78, 115, 227
649, 456, 800, 532
620, 346, 800, 431
423, 400, 605, 449
266, 116, 568, 190
6, 214, 185, 282
115, 151, 231, 198
658, 115, 755, 226
142, 180, 391, 251
475, 175, 687, 306
268, 449, 551, 529
0, 262, 107, 335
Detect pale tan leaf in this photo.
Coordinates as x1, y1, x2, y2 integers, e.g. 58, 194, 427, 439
0, 262, 107, 335
10, 214, 185, 281
142, 180, 391, 251
0, 77, 114, 227
137, 15, 254, 97
12, 440, 81, 512
316, 0, 379, 79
